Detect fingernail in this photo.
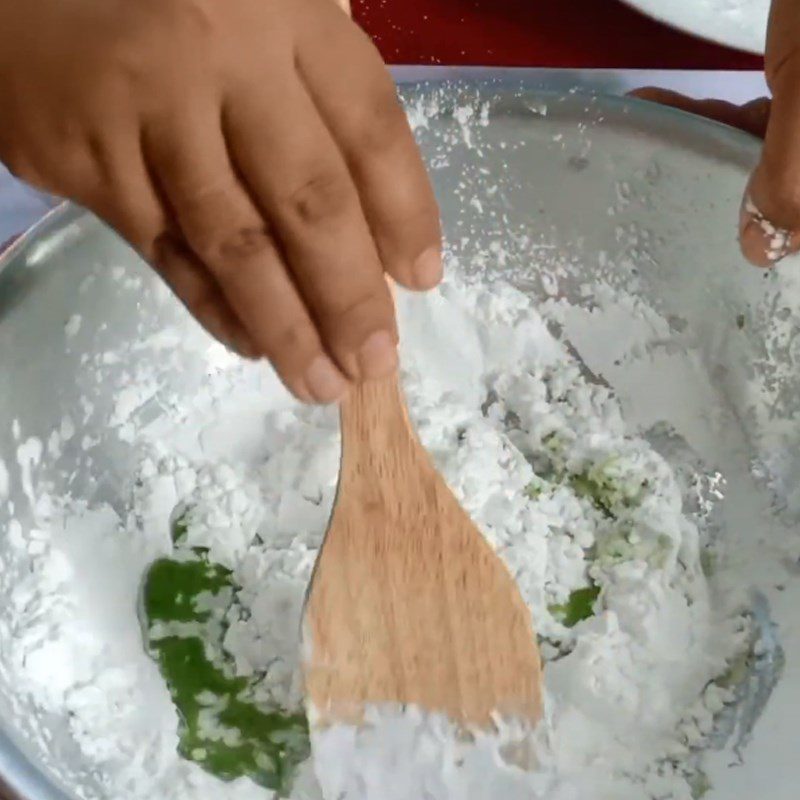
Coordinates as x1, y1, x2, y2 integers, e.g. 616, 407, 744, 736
305, 356, 349, 403
412, 247, 444, 288
358, 330, 398, 379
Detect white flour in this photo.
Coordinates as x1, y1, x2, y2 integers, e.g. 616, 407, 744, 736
1, 271, 753, 800
0, 457, 8, 499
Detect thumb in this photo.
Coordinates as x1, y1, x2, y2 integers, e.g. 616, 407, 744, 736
741, 0, 800, 267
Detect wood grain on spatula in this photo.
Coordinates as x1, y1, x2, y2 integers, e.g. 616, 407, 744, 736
303, 375, 543, 729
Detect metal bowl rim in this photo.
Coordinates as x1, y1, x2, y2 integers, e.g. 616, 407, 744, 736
0, 82, 763, 800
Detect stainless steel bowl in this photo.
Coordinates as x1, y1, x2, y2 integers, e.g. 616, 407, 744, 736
2, 80, 798, 800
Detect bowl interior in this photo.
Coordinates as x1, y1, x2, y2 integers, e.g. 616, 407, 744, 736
2, 82, 799, 799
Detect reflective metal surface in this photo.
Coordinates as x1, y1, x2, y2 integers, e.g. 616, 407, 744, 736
0, 66, 771, 249
4, 80, 793, 800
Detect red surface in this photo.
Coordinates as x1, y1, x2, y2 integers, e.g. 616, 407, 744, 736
353, 0, 764, 69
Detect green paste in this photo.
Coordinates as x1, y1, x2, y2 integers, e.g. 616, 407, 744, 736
140, 459, 638, 792
140, 514, 310, 796
548, 584, 602, 628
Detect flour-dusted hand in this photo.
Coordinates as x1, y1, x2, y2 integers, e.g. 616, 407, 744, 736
739, 0, 800, 267
0, 0, 441, 402
633, 0, 800, 268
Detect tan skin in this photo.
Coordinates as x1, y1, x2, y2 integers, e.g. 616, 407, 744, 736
0, 0, 794, 403
0, 0, 440, 404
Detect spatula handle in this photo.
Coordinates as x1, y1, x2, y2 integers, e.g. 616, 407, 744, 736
338, 374, 421, 480
340, 373, 409, 444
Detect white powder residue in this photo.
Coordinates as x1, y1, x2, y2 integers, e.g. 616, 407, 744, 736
65, 314, 83, 338
16, 436, 43, 513
310, 706, 555, 800
309, 699, 739, 800
1, 273, 754, 800
0, 457, 8, 499
744, 196, 792, 263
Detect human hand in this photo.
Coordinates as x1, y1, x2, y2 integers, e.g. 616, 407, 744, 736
632, 0, 799, 269
0, 0, 441, 403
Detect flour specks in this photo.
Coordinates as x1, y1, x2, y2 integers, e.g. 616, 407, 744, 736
1, 272, 755, 800
0, 457, 8, 500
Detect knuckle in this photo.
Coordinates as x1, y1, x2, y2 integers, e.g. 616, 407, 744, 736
166, 178, 279, 271
193, 223, 275, 271
166, 171, 237, 207
280, 169, 355, 226
766, 40, 800, 91
320, 285, 388, 326
217, 226, 274, 260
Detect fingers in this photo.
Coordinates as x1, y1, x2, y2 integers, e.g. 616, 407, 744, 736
630, 88, 771, 138
223, 78, 399, 382
142, 105, 349, 403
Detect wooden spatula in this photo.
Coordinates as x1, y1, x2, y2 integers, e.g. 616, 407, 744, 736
303, 375, 543, 730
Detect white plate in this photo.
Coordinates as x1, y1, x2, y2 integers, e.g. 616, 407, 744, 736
622, 0, 769, 55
